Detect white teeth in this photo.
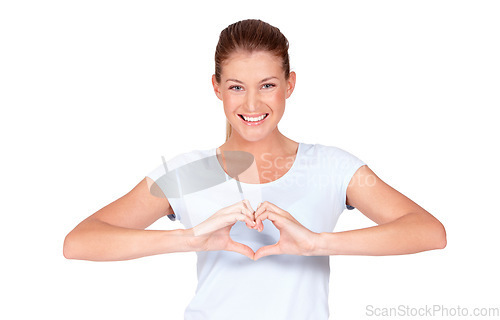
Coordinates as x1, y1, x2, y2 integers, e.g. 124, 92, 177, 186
242, 114, 267, 122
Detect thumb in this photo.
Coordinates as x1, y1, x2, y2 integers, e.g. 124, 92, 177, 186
226, 239, 255, 261
254, 243, 281, 261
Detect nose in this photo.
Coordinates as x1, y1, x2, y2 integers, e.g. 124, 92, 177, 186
244, 88, 260, 112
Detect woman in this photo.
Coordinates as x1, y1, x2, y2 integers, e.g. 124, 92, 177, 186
64, 19, 446, 319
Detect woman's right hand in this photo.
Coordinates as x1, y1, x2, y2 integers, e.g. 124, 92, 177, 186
189, 200, 257, 260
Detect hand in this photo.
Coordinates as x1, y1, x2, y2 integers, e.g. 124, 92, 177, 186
190, 200, 257, 260
252, 201, 319, 260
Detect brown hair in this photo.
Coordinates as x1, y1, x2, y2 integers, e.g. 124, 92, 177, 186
214, 19, 291, 142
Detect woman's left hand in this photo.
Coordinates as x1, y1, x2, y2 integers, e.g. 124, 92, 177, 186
252, 201, 319, 260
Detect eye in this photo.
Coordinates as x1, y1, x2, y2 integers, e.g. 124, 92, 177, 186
229, 85, 243, 91
262, 83, 276, 89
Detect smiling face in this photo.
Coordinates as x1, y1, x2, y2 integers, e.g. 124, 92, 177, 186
212, 50, 296, 143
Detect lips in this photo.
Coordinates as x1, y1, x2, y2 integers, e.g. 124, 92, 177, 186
238, 113, 269, 126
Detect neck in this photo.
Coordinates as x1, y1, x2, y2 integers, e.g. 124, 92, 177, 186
220, 127, 297, 156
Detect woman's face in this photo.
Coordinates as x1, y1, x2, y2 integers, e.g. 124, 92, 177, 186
212, 50, 296, 143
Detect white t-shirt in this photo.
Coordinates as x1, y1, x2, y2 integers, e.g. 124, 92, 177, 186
146, 142, 366, 320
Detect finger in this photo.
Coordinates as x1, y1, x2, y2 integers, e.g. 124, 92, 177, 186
254, 202, 286, 231
221, 205, 255, 229
242, 199, 255, 213
226, 240, 255, 260
264, 202, 299, 224
254, 207, 271, 232
256, 209, 283, 232
239, 207, 257, 228
229, 212, 256, 228
254, 201, 283, 220
260, 201, 286, 215
254, 201, 266, 218
254, 203, 268, 223
228, 206, 254, 222
228, 200, 252, 213
255, 207, 278, 231
256, 209, 269, 232
238, 206, 255, 220
219, 202, 245, 216
241, 200, 259, 229
254, 243, 281, 260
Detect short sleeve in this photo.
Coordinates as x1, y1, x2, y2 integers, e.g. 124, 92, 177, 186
336, 148, 366, 211
145, 155, 184, 222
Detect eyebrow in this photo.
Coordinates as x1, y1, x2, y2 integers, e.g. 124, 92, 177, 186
225, 76, 279, 84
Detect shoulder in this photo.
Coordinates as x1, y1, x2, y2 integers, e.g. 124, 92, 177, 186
166, 147, 214, 169
146, 147, 214, 179
301, 142, 364, 166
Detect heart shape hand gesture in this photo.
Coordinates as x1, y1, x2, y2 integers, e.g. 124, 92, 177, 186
191, 200, 319, 261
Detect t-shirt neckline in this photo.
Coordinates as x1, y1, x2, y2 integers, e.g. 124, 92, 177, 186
212, 142, 302, 187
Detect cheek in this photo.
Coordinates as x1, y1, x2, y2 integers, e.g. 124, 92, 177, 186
267, 91, 286, 109
222, 94, 241, 112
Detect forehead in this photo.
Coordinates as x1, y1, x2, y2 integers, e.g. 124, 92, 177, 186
221, 50, 283, 80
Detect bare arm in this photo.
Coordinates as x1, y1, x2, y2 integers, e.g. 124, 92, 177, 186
313, 165, 447, 256
63, 177, 198, 261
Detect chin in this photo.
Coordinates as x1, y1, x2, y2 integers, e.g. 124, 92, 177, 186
231, 129, 271, 143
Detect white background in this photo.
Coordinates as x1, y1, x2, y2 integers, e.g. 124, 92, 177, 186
1, 0, 499, 319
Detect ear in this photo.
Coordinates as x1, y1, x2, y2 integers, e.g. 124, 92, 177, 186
285, 71, 296, 99
212, 74, 223, 101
